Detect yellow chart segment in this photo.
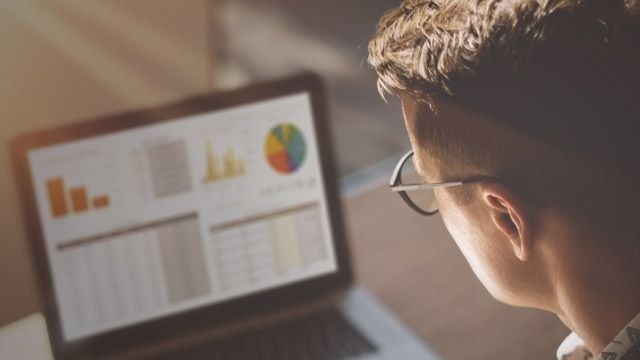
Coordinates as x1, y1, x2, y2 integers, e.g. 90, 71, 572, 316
265, 133, 286, 154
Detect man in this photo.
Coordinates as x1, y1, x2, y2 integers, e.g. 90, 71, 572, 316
368, 0, 640, 359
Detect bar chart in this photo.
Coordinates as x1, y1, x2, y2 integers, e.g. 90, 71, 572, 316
46, 177, 111, 218
202, 139, 247, 184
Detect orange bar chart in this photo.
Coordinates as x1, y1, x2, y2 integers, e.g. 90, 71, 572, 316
46, 177, 111, 218
46, 177, 69, 218
70, 186, 89, 213
92, 195, 110, 209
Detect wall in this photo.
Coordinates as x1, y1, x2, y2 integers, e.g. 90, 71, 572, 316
0, 0, 213, 326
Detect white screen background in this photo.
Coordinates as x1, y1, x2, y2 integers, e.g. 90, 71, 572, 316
28, 93, 338, 341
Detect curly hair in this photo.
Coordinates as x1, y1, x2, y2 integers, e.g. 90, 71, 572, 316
368, 0, 640, 240
368, 0, 640, 99
369, 0, 640, 168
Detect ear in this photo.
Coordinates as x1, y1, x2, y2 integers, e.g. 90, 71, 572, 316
480, 182, 534, 261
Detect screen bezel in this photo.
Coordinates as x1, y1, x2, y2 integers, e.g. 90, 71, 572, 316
11, 73, 353, 359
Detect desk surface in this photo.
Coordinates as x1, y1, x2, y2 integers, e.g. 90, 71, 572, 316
344, 184, 568, 359
1, 182, 568, 359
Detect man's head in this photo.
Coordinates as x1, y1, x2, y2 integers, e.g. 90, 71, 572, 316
368, 0, 640, 311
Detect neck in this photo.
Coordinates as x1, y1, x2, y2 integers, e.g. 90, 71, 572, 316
552, 251, 640, 354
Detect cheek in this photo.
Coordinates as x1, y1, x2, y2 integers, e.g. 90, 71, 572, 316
439, 204, 486, 270
437, 194, 507, 297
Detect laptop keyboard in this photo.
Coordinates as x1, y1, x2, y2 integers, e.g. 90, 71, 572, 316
150, 308, 377, 360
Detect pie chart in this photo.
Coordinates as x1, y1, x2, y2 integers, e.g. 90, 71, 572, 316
264, 123, 306, 174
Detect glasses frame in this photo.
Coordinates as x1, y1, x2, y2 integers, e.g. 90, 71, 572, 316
389, 150, 467, 216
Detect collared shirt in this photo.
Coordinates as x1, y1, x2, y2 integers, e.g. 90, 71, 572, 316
557, 313, 640, 360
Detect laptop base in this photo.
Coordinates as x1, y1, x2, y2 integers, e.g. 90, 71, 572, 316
147, 286, 441, 360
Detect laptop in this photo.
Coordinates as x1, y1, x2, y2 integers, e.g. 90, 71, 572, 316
11, 73, 440, 359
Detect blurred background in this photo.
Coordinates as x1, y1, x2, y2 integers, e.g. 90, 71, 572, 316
0, 0, 408, 326
0, 1, 569, 359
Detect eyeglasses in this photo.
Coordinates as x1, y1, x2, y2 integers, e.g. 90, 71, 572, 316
389, 150, 467, 216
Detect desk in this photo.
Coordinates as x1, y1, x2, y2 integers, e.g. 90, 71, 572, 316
1, 182, 568, 359
344, 184, 568, 359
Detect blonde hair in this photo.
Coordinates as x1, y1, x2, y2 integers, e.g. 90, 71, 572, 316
368, 0, 640, 242
368, 0, 640, 172
368, 0, 640, 102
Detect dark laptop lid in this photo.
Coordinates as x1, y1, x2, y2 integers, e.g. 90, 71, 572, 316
11, 73, 352, 359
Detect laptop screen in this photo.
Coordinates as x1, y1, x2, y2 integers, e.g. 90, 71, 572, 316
26, 92, 338, 341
